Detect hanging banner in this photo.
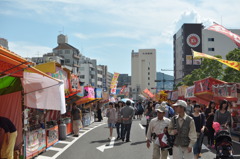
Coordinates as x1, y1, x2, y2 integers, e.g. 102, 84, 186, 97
120, 85, 126, 94
143, 88, 154, 98
178, 85, 188, 97
208, 23, 240, 47
110, 72, 119, 94
192, 49, 240, 71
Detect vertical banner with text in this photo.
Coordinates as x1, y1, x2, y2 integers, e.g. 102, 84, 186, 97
110, 72, 119, 94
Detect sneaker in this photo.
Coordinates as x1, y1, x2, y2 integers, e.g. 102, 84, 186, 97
108, 137, 112, 140
73, 134, 79, 137
126, 140, 131, 142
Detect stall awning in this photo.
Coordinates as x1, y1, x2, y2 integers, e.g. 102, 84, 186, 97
22, 72, 66, 114
0, 46, 61, 82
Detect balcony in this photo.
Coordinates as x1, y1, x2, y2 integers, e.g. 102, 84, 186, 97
73, 54, 80, 59
73, 63, 80, 68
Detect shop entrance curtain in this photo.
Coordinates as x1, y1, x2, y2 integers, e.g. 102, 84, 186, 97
0, 91, 22, 150
22, 72, 66, 114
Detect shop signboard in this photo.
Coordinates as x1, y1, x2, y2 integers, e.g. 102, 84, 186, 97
77, 86, 84, 97
185, 85, 195, 98
212, 84, 237, 98
47, 66, 70, 93
178, 85, 187, 97
26, 128, 46, 158
171, 91, 178, 101
95, 88, 102, 99
84, 87, 95, 98
70, 74, 82, 93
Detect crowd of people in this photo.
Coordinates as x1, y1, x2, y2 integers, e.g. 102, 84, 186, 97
102, 98, 233, 159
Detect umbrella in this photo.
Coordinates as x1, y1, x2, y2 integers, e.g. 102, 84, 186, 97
121, 98, 135, 104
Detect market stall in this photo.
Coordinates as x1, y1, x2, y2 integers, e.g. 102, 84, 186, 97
0, 46, 65, 159
76, 86, 95, 126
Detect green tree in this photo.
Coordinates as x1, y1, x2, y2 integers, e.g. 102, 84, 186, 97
182, 55, 223, 86
222, 48, 240, 82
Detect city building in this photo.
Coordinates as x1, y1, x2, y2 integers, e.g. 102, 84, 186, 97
79, 56, 96, 86
107, 72, 113, 89
173, 23, 203, 86
0, 38, 9, 49
156, 72, 174, 92
131, 49, 156, 100
53, 34, 81, 75
117, 74, 131, 87
173, 23, 240, 86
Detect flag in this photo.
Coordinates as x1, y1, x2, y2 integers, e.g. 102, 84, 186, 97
143, 88, 154, 98
192, 49, 240, 71
207, 23, 240, 47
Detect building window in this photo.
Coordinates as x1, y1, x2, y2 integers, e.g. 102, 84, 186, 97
148, 77, 150, 80
208, 48, 215, 51
148, 72, 150, 75
80, 75, 85, 79
148, 83, 150, 86
65, 59, 70, 63
80, 67, 84, 71
208, 38, 214, 41
148, 67, 150, 70
65, 50, 70, 54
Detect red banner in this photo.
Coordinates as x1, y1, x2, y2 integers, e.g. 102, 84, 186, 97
208, 24, 240, 47
120, 85, 126, 94
143, 88, 154, 98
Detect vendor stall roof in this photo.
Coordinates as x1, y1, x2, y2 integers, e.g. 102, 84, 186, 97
0, 46, 61, 82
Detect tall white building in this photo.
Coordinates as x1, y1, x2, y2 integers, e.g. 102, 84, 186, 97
202, 29, 240, 57
131, 49, 156, 100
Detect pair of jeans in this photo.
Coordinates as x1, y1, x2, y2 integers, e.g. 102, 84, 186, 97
122, 123, 132, 141
115, 122, 123, 138
193, 133, 204, 155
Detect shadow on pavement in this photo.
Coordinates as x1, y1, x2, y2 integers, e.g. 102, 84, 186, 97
130, 141, 146, 146
90, 139, 110, 144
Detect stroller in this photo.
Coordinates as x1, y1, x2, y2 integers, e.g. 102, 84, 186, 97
215, 129, 234, 159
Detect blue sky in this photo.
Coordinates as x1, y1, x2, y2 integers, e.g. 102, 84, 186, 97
1, 0, 239, 76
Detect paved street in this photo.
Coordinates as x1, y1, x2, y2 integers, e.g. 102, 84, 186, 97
36, 118, 240, 159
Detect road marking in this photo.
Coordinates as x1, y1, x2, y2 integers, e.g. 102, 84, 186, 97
96, 137, 116, 152
36, 122, 106, 159
139, 123, 144, 129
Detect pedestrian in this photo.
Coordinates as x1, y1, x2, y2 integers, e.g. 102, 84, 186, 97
214, 100, 231, 130
168, 100, 197, 159
97, 102, 103, 122
186, 99, 194, 115
71, 103, 82, 137
106, 102, 116, 140
161, 101, 175, 118
137, 101, 144, 120
0, 116, 18, 159
144, 101, 157, 135
115, 102, 123, 140
190, 104, 206, 159
121, 100, 135, 142
205, 101, 216, 148
146, 105, 171, 159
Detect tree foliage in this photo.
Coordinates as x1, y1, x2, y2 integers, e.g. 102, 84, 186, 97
222, 48, 240, 82
182, 55, 223, 86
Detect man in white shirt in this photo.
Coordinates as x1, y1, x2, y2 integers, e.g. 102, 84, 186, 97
146, 105, 171, 159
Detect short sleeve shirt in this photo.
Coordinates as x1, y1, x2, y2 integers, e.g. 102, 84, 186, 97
0, 117, 17, 133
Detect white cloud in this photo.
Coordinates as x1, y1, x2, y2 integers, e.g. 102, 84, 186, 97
9, 41, 52, 58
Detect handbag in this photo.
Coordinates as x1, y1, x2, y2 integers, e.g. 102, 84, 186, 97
140, 116, 147, 126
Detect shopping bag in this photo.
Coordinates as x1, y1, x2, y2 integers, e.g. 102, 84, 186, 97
158, 133, 169, 148
140, 116, 147, 126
